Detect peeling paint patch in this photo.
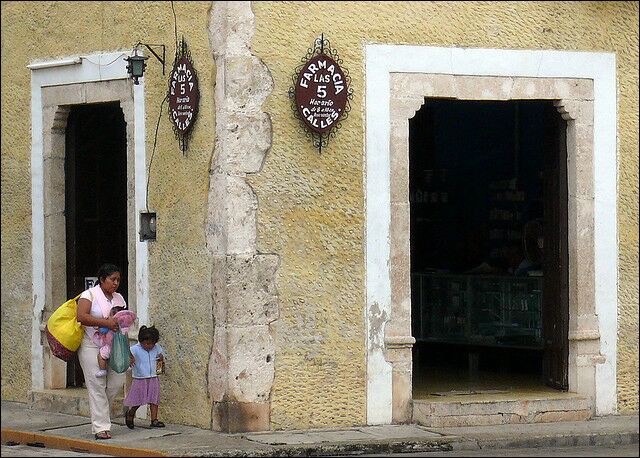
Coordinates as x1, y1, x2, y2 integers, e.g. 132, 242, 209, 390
368, 301, 389, 353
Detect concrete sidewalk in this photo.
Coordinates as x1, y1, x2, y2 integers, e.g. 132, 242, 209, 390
1, 401, 638, 457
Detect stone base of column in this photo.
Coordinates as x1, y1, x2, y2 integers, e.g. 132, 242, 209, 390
212, 400, 270, 433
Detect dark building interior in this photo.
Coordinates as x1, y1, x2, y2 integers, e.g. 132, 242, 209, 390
409, 99, 565, 395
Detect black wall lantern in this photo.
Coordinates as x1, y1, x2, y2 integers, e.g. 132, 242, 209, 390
125, 48, 148, 85
125, 43, 166, 85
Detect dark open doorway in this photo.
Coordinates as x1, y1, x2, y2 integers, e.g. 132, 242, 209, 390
65, 102, 128, 387
410, 99, 568, 397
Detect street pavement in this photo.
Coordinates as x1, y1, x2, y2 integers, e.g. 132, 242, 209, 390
3, 443, 638, 457
366, 444, 640, 457
1, 444, 111, 457
1, 400, 638, 457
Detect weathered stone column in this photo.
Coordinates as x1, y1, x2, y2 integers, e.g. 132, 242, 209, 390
386, 82, 424, 423
206, 1, 278, 433
383, 73, 602, 423
40, 105, 71, 390
557, 98, 603, 412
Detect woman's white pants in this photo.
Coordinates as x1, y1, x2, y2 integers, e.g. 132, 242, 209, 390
77, 336, 126, 434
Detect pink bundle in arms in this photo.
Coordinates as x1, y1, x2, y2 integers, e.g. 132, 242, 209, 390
108, 310, 137, 374
114, 310, 136, 333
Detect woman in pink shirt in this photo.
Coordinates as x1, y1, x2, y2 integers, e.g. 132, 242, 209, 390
76, 263, 127, 440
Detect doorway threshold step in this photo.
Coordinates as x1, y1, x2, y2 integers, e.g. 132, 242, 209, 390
413, 394, 591, 427
28, 388, 124, 419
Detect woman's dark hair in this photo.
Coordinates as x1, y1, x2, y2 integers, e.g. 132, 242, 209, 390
94, 263, 121, 286
138, 325, 160, 344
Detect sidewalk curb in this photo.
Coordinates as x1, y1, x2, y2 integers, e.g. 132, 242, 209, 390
236, 438, 458, 458
1, 428, 167, 457
0, 428, 460, 457
452, 431, 640, 451
2, 425, 638, 457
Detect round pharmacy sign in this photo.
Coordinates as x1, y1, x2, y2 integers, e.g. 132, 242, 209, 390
294, 53, 349, 135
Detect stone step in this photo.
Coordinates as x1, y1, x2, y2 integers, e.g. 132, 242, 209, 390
413, 393, 592, 427
28, 388, 125, 419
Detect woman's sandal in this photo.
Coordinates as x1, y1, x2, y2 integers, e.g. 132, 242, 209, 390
125, 409, 135, 429
150, 419, 165, 428
94, 431, 111, 440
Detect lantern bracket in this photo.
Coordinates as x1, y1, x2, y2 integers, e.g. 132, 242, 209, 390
135, 42, 166, 75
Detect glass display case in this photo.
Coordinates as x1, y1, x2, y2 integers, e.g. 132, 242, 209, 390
412, 273, 543, 349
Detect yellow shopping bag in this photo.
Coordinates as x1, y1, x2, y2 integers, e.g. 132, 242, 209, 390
45, 295, 83, 362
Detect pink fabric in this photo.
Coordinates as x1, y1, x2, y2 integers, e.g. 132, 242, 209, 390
124, 377, 161, 406
89, 302, 136, 361
92, 331, 114, 359
99, 344, 111, 360
89, 285, 122, 319
113, 310, 137, 333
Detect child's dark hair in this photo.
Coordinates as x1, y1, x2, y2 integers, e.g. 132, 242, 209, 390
138, 325, 160, 344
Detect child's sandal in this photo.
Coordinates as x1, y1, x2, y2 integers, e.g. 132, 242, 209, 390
150, 419, 165, 428
125, 409, 135, 429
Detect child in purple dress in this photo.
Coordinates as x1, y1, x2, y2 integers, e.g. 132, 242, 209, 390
124, 325, 167, 428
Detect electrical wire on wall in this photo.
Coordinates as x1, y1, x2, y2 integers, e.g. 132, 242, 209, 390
145, 95, 168, 212
171, 1, 179, 54
80, 53, 128, 81
81, 53, 128, 67
143, 1, 179, 212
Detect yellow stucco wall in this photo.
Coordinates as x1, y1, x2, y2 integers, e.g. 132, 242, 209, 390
1, 0, 638, 433
0, 1, 215, 428
1, 1, 34, 402
250, 0, 639, 425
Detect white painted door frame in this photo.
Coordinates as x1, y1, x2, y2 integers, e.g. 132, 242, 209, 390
364, 44, 618, 424
29, 51, 150, 390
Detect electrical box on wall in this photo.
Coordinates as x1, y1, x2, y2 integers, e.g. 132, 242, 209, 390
140, 212, 157, 241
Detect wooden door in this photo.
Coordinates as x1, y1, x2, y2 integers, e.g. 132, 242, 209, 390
541, 103, 569, 390
65, 102, 128, 387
